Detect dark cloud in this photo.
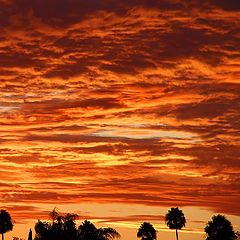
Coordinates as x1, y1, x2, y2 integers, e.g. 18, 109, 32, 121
21, 98, 126, 114
0, 52, 45, 68
211, 0, 240, 11
0, 0, 182, 29
172, 98, 239, 120
101, 54, 156, 74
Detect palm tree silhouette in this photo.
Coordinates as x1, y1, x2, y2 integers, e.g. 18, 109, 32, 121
165, 207, 186, 240
78, 220, 97, 240
49, 208, 59, 224
205, 214, 236, 240
63, 213, 79, 240
35, 220, 50, 240
78, 220, 120, 240
0, 210, 14, 240
35, 211, 120, 240
97, 227, 120, 240
137, 222, 157, 240
35, 212, 79, 240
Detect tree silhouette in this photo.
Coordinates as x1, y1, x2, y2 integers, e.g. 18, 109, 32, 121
63, 213, 79, 240
35, 211, 119, 240
49, 208, 59, 224
0, 210, 14, 240
78, 220, 98, 240
97, 227, 120, 240
204, 214, 236, 240
137, 222, 157, 240
28, 229, 33, 240
165, 207, 186, 240
35, 211, 79, 240
35, 220, 51, 240
78, 220, 120, 240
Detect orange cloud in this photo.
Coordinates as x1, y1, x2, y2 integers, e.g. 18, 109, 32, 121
0, 1, 239, 239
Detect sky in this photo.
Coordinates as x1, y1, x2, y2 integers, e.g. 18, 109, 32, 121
0, 0, 240, 239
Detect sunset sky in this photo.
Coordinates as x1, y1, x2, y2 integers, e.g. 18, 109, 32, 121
0, 0, 240, 239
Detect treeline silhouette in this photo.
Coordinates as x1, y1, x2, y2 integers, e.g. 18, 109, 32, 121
35, 209, 120, 240
0, 207, 239, 240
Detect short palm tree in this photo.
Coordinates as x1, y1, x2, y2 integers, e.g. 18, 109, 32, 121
34, 220, 50, 240
97, 227, 120, 240
0, 210, 14, 240
137, 222, 157, 240
79, 220, 120, 240
165, 207, 186, 240
78, 220, 98, 240
205, 215, 236, 240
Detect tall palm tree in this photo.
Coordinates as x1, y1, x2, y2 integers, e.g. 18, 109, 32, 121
205, 214, 236, 240
165, 207, 186, 240
0, 210, 14, 240
137, 222, 157, 240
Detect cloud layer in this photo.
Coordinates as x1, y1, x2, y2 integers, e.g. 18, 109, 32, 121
0, 0, 239, 235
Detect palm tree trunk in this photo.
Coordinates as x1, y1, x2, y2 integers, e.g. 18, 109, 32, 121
2, 233, 4, 240
175, 229, 179, 240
